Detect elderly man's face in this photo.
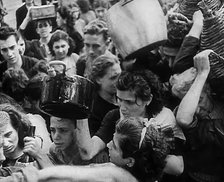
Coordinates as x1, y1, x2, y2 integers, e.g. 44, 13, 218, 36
84, 33, 108, 62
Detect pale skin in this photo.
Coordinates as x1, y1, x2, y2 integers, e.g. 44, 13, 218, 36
77, 89, 184, 175
176, 49, 212, 128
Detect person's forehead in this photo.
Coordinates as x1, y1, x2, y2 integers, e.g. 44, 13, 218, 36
37, 20, 50, 25
117, 90, 136, 100
50, 117, 74, 127
0, 35, 17, 48
105, 63, 121, 77
53, 39, 69, 46
84, 33, 105, 43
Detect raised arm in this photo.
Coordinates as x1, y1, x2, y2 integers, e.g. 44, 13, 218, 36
76, 118, 106, 160
173, 10, 204, 74
176, 50, 212, 128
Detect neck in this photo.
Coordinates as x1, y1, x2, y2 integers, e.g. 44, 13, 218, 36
26, 2, 33, 8
7, 55, 22, 69
40, 35, 51, 44
98, 90, 117, 105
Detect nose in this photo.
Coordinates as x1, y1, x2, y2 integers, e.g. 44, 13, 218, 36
7, 49, 14, 57
107, 141, 112, 150
53, 131, 61, 141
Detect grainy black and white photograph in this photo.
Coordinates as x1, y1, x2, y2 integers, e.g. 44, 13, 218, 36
0, 0, 224, 181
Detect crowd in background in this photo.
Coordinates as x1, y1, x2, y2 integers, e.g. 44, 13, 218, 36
0, 0, 224, 182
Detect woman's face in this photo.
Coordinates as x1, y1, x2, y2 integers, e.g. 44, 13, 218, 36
97, 63, 121, 95
52, 39, 70, 60
18, 37, 25, 55
0, 121, 19, 158
107, 132, 129, 167
116, 90, 149, 118
56, 12, 65, 27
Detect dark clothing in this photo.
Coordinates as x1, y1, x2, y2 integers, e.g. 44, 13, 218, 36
181, 116, 224, 182
172, 36, 200, 74
0, 55, 39, 81
16, 4, 39, 41
88, 93, 118, 135
25, 39, 48, 61
95, 109, 120, 144
131, 51, 172, 83
76, 54, 87, 77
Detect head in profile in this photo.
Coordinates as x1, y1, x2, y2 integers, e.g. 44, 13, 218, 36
107, 117, 170, 182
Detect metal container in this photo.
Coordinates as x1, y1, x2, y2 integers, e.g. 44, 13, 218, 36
30, 5, 56, 21
40, 61, 95, 119
106, 0, 167, 59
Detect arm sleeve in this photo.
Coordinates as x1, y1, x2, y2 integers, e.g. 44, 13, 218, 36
95, 109, 120, 144
172, 36, 200, 74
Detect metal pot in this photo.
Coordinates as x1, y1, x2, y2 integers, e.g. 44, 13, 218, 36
40, 61, 95, 119
106, 0, 167, 59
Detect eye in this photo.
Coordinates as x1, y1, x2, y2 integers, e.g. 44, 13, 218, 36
4, 131, 12, 138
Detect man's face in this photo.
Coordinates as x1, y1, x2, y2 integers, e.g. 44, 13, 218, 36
95, 7, 107, 20
84, 33, 107, 62
50, 117, 76, 151
97, 63, 121, 95
0, 121, 19, 158
0, 35, 21, 65
36, 20, 52, 38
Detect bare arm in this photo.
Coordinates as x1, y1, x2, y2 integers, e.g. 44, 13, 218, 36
38, 164, 138, 182
76, 119, 106, 160
176, 50, 212, 128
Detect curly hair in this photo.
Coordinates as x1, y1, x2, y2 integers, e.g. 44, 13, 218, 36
116, 70, 164, 117
77, 0, 91, 13
48, 29, 75, 57
0, 104, 31, 148
88, 54, 120, 90
84, 19, 109, 41
116, 117, 169, 182
2, 68, 29, 102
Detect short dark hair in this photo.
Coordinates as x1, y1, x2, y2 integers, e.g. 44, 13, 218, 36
0, 26, 18, 42
84, 19, 109, 41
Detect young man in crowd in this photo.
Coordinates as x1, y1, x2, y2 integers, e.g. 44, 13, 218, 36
76, 19, 114, 77
0, 26, 39, 84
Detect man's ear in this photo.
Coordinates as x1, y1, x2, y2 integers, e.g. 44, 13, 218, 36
95, 77, 102, 85
126, 157, 135, 168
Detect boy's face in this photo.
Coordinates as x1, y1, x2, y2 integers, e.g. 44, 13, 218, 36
0, 35, 21, 65
95, 7, 107, 20
50, 116, 76, 151
36, 20, 52, 38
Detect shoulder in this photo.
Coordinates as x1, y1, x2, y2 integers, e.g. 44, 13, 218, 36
71, 53, 80, 60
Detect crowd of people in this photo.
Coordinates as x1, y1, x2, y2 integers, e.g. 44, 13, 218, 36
0, 0, 224, 182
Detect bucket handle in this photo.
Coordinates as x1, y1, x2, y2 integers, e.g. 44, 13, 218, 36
49, 60, 66, 76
